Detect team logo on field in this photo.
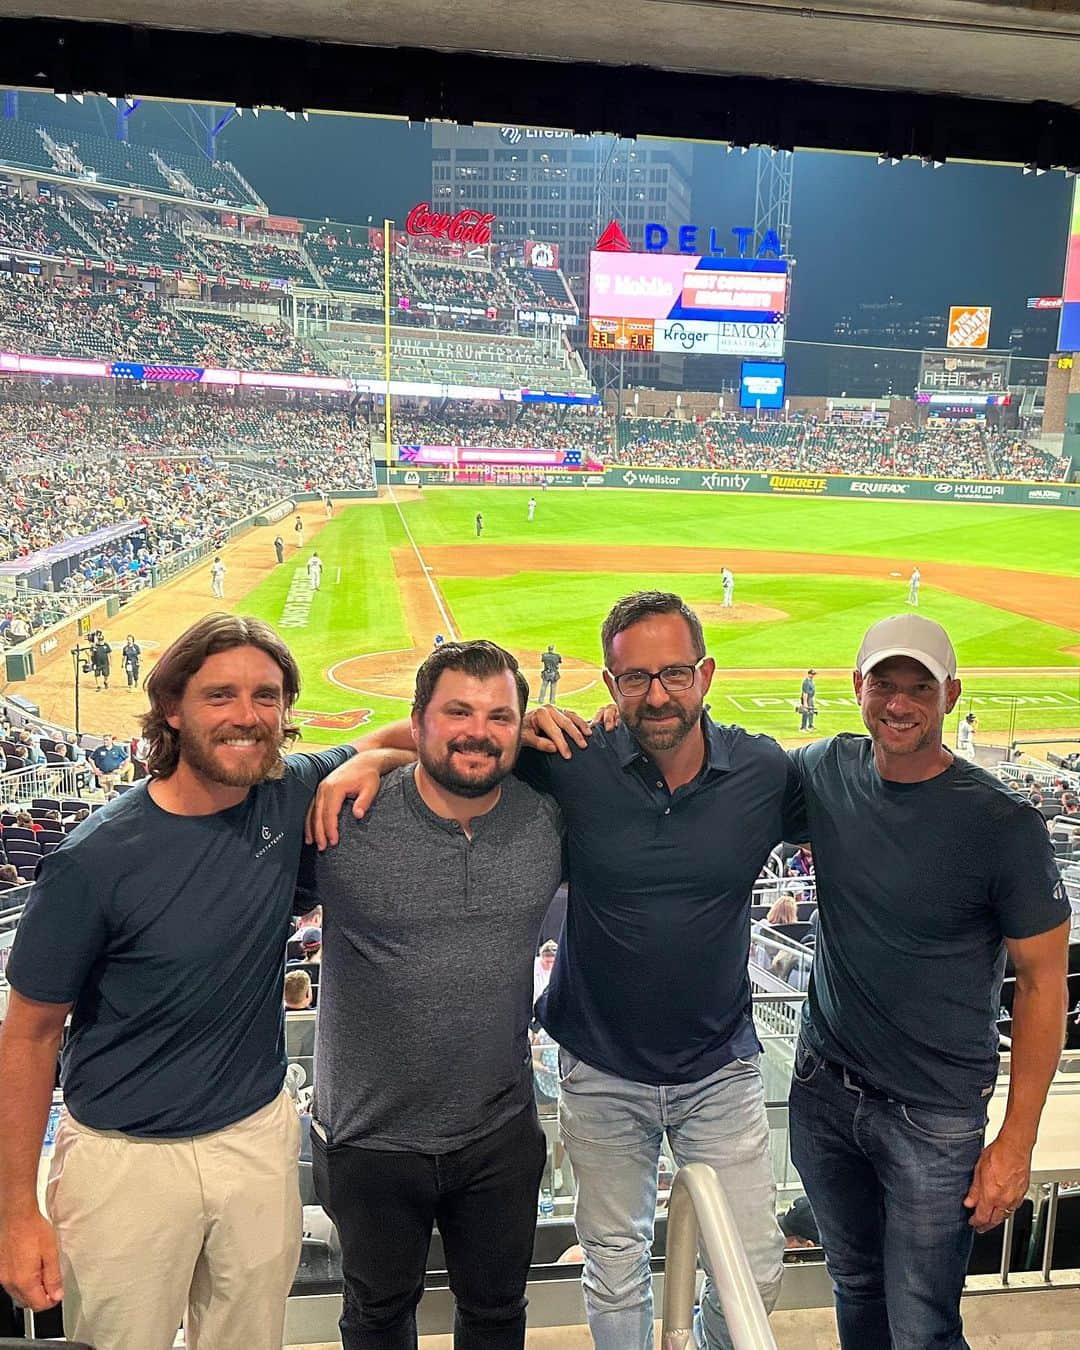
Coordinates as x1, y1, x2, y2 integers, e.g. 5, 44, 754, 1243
294, 708, 375, 731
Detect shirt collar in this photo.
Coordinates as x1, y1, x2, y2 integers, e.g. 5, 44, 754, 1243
611, 712, 733, 774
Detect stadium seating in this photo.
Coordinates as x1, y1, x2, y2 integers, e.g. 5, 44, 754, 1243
63, 202, 200, 271
17, 122, 259, 210
613, 415, 1071, 483
0, 274, 329, 374
0, 191, 88, 259
0, 119, 55, 173
190, 233, 321, 288
303, 224, 410, 294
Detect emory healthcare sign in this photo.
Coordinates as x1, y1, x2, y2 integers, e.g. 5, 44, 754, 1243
946, 306, 992, 349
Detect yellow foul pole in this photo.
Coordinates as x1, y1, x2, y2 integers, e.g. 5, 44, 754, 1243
383, 218, 393, 474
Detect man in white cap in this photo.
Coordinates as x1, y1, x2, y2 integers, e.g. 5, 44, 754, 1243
786, 613, 1069, 1350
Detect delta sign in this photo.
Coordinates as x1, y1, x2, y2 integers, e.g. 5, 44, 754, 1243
588, 221, 787, 356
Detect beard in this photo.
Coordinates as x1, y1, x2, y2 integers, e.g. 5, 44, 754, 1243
625, 697, 701, 754
177, 723, 285, 787
419, 732, 517, 799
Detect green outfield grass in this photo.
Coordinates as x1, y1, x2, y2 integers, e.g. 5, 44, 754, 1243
237, 488, 1080, 745
440, 572, 1080, 671
396, 487, 1080, 575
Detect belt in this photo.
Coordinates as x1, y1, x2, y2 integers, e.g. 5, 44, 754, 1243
822, 1057, 892, 1102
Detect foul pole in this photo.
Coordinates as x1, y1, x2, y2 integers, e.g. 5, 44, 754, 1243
383, 218, 394, 475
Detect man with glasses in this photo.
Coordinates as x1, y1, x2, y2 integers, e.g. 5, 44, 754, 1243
517, 591, 801, 1350
307, 591, 802, 1349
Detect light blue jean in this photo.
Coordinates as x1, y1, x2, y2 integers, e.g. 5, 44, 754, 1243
558, 1050, 783, 1350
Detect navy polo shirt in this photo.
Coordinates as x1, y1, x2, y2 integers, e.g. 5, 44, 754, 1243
90, 743, 128, 775
517, 717, 803, 1085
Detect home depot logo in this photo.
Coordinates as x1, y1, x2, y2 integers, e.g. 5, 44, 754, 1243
946, 306, 991, 349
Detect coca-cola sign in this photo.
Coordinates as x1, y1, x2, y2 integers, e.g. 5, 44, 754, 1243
405, 203, 496, 246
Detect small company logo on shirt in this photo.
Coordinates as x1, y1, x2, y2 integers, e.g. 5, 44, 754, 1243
255, 824, 284, 858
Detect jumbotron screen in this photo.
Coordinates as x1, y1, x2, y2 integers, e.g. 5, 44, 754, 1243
1060, 181, 1080, 352
587, 251, 787, 357
918, 351, 1011, 394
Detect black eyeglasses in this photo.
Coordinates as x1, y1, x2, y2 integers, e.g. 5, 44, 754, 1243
609, 662, 703, 698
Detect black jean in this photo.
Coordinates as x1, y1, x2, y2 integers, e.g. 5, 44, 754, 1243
312, 1105, 546, 1350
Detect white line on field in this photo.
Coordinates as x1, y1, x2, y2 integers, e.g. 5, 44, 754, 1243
335, 566, 341, 585
386, 485, 458, 640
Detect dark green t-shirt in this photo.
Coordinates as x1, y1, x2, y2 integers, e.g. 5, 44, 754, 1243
789, 735, 1069, 1110
7, 747, 353, 1137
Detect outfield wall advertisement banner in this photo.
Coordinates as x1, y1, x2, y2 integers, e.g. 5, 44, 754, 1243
377, 464, 1080, 507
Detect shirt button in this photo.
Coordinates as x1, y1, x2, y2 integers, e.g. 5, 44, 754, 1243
656, 780, 663, 788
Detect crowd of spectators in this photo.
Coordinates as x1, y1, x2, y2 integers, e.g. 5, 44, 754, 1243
192, 235, 318, 288
0, 190, 86, 259
613, 415, 1070, 483
986, 433, 1071, 482
0, 275, 327, 374
67, 203, 202, 272
184, 311, 328, 376
0, 275, 191, 362
304, 226, 412, 294
388, 404, 610, 455
0, 397, 321, 567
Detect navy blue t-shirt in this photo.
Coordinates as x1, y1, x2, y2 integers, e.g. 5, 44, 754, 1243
789, 735, 1070, 1110
7, 746, 353, 1137
518, 717, 803, 1085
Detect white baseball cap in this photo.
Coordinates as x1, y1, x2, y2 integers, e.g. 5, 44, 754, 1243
856, 614, 957, 684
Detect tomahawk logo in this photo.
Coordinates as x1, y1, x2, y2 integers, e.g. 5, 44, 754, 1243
622, 470, 638, 486
499, 126, 523, 145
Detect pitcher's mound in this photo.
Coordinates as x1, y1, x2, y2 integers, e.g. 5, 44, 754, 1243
329, 647, 602, 703
696, 604, 789, 624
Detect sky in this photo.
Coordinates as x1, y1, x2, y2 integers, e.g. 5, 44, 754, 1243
11, 92, 1075, 347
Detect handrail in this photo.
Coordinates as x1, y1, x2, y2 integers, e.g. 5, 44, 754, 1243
661, 1164, 778, 1350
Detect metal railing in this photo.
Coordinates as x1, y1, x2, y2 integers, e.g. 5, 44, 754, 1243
662, 1163, 778, 1350
0, 760, 88, 801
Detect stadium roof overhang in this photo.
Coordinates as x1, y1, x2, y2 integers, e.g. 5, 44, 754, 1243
0, 1, 1078, 167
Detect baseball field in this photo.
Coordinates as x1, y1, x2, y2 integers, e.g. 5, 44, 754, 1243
17, 487, 1080, 755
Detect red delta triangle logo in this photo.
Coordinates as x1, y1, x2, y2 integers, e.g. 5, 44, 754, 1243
595, 220, 632, 253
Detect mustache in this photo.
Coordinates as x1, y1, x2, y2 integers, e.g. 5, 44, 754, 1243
214, 728, 272, 743
448, 738, 502, 757
634, 703, 690, 722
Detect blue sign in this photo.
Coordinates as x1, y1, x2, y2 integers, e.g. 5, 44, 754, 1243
645, 224, 785, 258
740, 361, 787, 410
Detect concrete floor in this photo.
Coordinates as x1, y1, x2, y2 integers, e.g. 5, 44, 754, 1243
296, 1285, 1080, 1348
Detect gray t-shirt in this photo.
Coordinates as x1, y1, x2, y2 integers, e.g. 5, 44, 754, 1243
311, 764, 563, 1153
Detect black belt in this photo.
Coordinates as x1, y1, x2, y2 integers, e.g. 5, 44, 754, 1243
822, 1057, 892, 1102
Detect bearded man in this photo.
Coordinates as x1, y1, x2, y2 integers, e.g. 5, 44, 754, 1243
0, 613, 392, 1350
305, 640, 563, 1350
309, 593, 805, 1350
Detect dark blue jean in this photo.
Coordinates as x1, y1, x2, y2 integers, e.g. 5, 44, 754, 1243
789, 1038, 987, 1350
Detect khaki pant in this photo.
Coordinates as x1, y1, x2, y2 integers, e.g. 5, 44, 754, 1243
47, 1090, 302, 1350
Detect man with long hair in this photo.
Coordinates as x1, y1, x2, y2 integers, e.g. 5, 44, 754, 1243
0, 613, 401, 1350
